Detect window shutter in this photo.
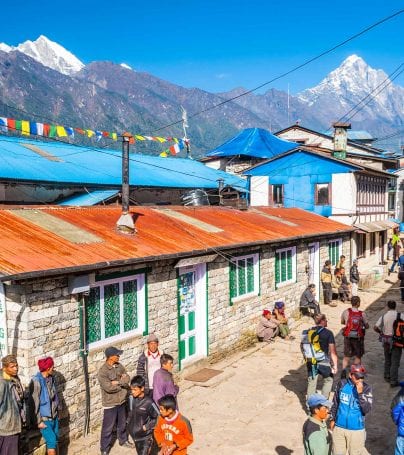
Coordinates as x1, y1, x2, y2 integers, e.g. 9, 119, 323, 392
229, 260, 237, 304
246, 257, 254, 293
287, 250, 292, 280
238, 258, 246, 295
123, 280, 138, 332
275, 253, 280, 286
104, 283, 120, 338
86, 287, 101, 343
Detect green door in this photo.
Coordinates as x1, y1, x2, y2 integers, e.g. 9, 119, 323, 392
178, 270, 197, 364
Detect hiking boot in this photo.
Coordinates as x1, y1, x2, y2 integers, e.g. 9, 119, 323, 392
120, 441, 135, 449
391, 382, 400, 388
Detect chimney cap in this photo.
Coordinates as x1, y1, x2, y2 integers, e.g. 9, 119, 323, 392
332, 122, 351, 129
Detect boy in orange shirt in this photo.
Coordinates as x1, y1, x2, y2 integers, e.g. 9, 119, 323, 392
154, 395, 193, 455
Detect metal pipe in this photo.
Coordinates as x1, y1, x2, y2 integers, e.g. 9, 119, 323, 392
121, 135, 130, 214
78, 294, 90, 437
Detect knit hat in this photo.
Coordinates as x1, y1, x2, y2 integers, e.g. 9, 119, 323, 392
38, 356, 54, 372
274, 301, 285, 310
262, 309, 271, 316
146, 333, 159, 343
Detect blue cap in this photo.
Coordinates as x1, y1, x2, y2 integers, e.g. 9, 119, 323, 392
307, 394, 332, 409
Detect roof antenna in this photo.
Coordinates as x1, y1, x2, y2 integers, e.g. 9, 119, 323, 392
181, 106, 191, 158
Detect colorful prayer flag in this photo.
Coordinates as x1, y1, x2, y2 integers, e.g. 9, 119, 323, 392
21, 120, 30, 136
56, 126, 67, 137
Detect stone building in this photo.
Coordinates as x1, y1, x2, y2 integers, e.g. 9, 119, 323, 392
0, 205, 352, 450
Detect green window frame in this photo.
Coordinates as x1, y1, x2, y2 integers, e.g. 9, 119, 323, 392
275, 246, 296, 287
229, 253, 259, 303
85, 273, 146, 347
328, 239, 342, 266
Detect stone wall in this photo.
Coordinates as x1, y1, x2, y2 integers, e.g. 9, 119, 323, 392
3, 233, 350, 450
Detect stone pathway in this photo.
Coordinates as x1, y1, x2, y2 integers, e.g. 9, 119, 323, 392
68, 275, 402, 454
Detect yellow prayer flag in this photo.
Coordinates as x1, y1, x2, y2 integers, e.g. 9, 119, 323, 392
21, 120, 30, 136
135, 135, 146, 141
86, 130, 95, 138
155, 136, 166, 143
173, 137, 179, 143
56, 125, 67, 137
111, 133, 117, 141
159, 151, 168, 157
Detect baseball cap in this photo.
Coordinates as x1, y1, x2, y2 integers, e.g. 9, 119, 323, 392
307, 393, 332, 409
350, 364, 366, 378
146, 333, 159, 343
104, 346, 123, 358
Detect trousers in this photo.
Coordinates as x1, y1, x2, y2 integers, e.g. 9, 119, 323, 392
0, 435, 19, 455
332, 427, 366, 455
100, 403, 128, 452
384, 342, 403, 384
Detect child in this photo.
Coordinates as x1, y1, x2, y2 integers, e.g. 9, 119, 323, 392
154, 395, 193, 455
273, 301, 295, 340
127, 375, 159, 455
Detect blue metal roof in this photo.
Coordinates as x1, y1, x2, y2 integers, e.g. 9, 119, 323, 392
244, 150, 362, 178
205, 128, 299, 159
58, 190, 118, 206
0, 136, 247, 191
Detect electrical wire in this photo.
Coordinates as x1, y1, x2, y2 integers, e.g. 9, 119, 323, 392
150, 10, 404, 133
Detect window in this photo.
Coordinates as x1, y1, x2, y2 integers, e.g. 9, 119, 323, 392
275, 246, 296, 287
315, 183, 331, 205
388, 193, 396, 211
328, 239, 342, 266
85, 272, 146, 347
229, 253, 259, 303
272, 184, 284, 205
356, 234, 367, 258
370, 232, 376, 255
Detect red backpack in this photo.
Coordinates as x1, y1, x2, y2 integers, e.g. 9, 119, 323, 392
343, 308, 365, 338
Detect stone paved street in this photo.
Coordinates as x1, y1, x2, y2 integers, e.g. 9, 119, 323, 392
69, 275, 403, 455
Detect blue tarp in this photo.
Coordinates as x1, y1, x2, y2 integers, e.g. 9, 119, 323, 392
58, 190, 118, 206
205, 128, 299, 159
0, 136, 247, 191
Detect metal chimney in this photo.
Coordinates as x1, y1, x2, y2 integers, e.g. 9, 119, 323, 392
332, 122, 351, 159
117, 132, 136, 234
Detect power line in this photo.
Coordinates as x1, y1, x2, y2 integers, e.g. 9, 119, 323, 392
151, 9, 404, 133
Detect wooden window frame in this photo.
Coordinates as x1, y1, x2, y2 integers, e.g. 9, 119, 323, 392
275, 246, 297, 288
370, 232, 376, 255
315, 183, 332, 205
328, 239, 342, 266
357, 233, 367, 258
229, 253, 260, 303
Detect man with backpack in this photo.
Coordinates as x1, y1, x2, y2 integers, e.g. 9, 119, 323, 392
374, 300, 403, 387
330, 364, 373, 455
341, 296, 369, 371
391, 382, 404, 455
302, 313, 338, 400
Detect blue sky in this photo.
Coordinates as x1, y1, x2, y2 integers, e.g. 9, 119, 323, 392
1, 1, 403, 94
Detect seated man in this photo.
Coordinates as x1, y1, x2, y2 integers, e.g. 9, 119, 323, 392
300, 284, 320, 316
256, 308, 280, 342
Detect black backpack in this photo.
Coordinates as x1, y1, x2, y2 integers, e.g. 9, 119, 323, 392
393, 313, 404, 348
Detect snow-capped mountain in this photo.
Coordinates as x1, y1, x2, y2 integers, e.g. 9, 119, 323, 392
0, 35, 84, 75
298, 55, 404, 124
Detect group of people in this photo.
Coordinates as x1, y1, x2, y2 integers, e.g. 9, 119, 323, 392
98, 335, 193, 455
301, 292, 404, 454
0, 333, 193, 455
0, 354, 59, 455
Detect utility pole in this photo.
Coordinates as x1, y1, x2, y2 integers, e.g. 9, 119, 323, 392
117, 132, 136, 234
181, 106, 191, 158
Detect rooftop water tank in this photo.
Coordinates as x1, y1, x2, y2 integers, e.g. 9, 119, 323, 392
181, 189, 210, 206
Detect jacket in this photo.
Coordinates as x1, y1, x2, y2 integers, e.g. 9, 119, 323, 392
350, 265, 360, 284
300, 289, 317, 308
0, 371, 23, 436
152, 368, 179, 405
154, 411, 193, 454
391, 387, 404, 437
303, 417, 332, 455
136, 348, 163, 393
98, 362, 130, 407
30, 372, 59, 424
320, 267, 332, 284
331, 379, 372, 430
127, 394, 159, 441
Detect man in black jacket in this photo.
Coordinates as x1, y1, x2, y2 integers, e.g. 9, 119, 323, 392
127, 375, 159, 455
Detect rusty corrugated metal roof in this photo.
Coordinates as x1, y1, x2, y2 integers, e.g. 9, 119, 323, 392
0, 206, 353, 280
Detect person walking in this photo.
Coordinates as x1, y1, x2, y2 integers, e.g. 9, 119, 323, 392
349, 259, 360, 297
374, 301, 403, 387
136, 333, 163, 397
30, 356, 60, 455
98, 346, 133, 455
303, 394, 332, 455
321, 260, 335, 307
399, 267, 404, 302
300, 284, 320, 317
341, 296, 369, 371
330, 364, 373, 455
127, 375, 159, 455
306, 314, 338, 400
153, 354, 179, 406
0, 355, 25, 455
391, 382, 404, 455
390, 229, 403, 274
